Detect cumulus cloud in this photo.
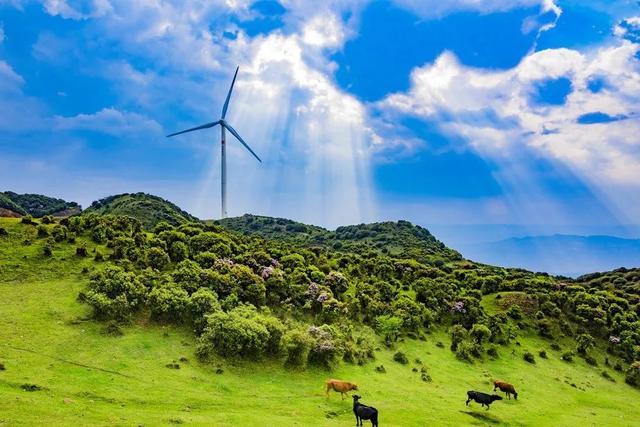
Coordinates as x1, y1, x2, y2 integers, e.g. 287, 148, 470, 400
391, 0, 560, 20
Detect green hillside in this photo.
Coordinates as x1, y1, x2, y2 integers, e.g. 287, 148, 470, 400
83, 193, 198, 229
1, 209, 640, 425
0, 191, 80, 217
218, 214, 460, 262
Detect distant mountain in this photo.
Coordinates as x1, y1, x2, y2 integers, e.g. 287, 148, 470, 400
0, 191, 80, 217
83, 192, 198, 229
460, 234, 640, 277
218, 214, 460, 261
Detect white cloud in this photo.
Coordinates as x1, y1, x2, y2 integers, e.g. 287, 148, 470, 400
0, 24, 5, 43
391, 0, 560, 20
43, 0, 113, 20
53, 108, 163, 137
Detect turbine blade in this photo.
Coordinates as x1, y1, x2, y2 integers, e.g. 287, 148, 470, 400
221, 66, 239, 120
166, 120, 220, 137
223, 122, 262, 163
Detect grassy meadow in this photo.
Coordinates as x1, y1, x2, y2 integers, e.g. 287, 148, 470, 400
1, 217, 639, 426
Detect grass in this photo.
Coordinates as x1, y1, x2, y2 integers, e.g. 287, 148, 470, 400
1, 218, 640, 426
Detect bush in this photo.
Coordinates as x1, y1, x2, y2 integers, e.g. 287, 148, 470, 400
487, 346, 499, 358
393, 351, 409, 365
375, 365, 386, 373
43, 241, 53, 257
283, 328, 313, 369
67, 232, 77, 244
41, 215, 54, 224
625, 361, 640, 387
455, 341, 475, 362
375, 315, 402, 342
601, 370, 615, 382
196, 307, 283, 360
37, 224, 49, 238
94, 251, 104, 262
576, 333, 595, 355
0, 227, 8, 237
80, 266, 146, 322
585, 355, 598, 366
169, 241, 189, 262
307, 325, 344, 370
551, 343, 561, 351
21, 215, 34, 225
148, 284, 190, 322
523, 351, 535, 364
76, 246, 88, 257
561, 351, 574, 362
146, 247, 170, 270
539, 349, 548, 359
51, 225, 67, 243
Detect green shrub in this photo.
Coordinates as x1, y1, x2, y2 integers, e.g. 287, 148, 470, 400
551, 343, 561, 351
21, 215, 34, 225
37, 224, 49, 238
585, 355, 598, 366
307, 324, 344, 370
455, 341, 475, 362
561, 351, 574, 362
43, 241, 53, 257
539, 349, 548, 359
76, 246, 88, 257
626, 361, 640, 387
601, 370, 615, 382
80, 266, 146, 322
283, 328, 313, 369
487, 346, 499, 358
196, 307, 283, 360
523, 351, 535, 364
169, 241, 189, 262
94, 251, 104, 262
51, 225, 67, 242
576, 333, 595, 355
375, 315, 402, 343
393, 351, 409, 365
146, 247, 170, 270
148, 284, 190, 322
41, 215, 54, 224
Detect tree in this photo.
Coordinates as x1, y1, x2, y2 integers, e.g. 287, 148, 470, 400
576, 333, 595, 355
146, 247, 170, 270
376, 315, 403, 342
470, 324, 492, 345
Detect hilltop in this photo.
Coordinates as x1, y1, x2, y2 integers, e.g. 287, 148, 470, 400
0, 191, 80, 217
83, 192, 198, 229
218, 214, 460, 262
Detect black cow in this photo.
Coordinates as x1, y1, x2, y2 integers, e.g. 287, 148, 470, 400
466, 391, 503, 410
353, 395, 379, 426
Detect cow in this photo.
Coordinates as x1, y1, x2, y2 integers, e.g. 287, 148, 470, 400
466, 391, 503, 410
353, 395, 379, 427
325, 379, 358, 400
493, 380, 518, 400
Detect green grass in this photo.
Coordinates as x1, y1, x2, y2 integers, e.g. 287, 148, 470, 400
1, 218, 639, 426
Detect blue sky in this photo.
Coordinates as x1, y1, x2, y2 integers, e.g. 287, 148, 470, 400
1, 0, 639, 233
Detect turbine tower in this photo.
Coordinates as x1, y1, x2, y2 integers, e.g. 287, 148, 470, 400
167, 66, 261, 219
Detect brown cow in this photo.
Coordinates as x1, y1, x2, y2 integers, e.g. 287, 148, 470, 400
493, 380, 518, 400
325, 379, 358, 400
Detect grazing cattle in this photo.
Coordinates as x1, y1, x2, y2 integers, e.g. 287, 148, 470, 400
466, 391, 503, 410
325, 379, 358, 400
493, 380, 518, 400
353, 395, 379, 427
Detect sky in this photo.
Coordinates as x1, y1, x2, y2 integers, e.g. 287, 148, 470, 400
1, 0, 639, 233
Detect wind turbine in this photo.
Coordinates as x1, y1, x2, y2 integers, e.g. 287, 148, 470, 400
167, 66, 261, 219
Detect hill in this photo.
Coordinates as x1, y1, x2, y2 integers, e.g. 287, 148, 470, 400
1, 210, 640, 425
461, 234, 640, 277
83, 192, 198, 229
0, 191, 80, 217
218, 214, 460, 262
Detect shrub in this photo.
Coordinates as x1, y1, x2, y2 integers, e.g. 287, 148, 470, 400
43, 241, 53, 257
375, 315, 403, 343
169, 241, 189, 263
576, 333, 595, 355
67, 232, 77, 244
507, 305, 523, 320
585, 355, 598, 366
539, 349, 548, 359
561, 351, 574, 362
283, 328, 313, 369
148, 284, 190, 322
470, 323, 491, 345
551, 343, 561, 351
94, 251, 104, 262
625, 361, 640, 387
76, 246, 88, 257
523, 351, 535, 364
196, 307, 283, 360
614, 363, 623, 372
393, 351, 409, 365
146, 247, 170, 271
307, 325, 344, 370
51, 225, 67, 243
21, 215, 34, 225
487, 346, 499, 358
455, 341, 475, 362
601, 370, 615, 382
375, 365, 386, 373
80, 266, 146, 322
0, 227, 8, 237
37, 224, 49, 238
41, 215, 54, 224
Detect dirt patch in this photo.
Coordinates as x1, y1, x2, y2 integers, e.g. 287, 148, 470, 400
0, 208, 20, 218
495, 292, 538, 315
